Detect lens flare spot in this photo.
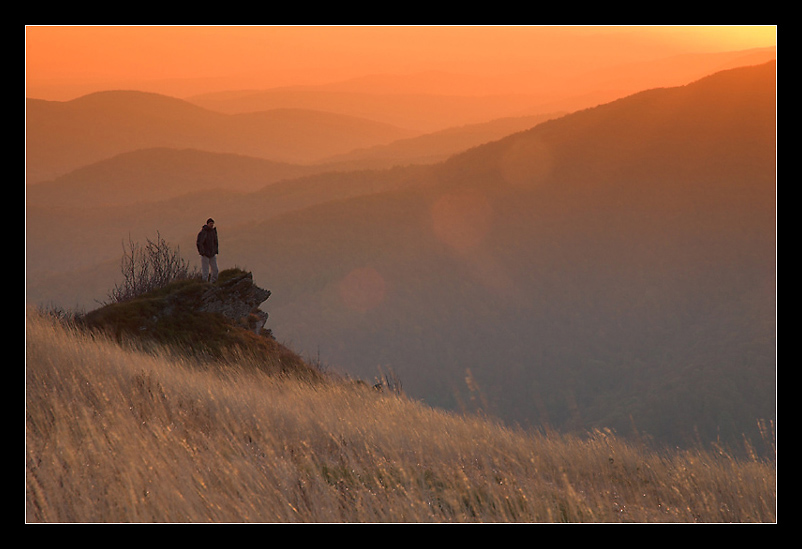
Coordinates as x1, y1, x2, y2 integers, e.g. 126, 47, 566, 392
431, 190, 494, 253
339, 267, 387, 312
499, 136, 554, 188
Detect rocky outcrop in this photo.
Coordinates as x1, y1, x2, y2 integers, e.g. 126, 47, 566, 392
80, 268, 319, 379
83, 268, 275, 340
197, 271, 272, 334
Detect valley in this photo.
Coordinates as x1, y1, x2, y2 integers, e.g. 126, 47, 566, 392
26, 55, 776, 455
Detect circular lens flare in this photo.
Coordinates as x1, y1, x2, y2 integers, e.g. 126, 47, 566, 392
431, 190, 494, 253
339, 267, 387, 312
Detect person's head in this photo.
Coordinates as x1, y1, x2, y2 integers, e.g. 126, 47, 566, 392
206, 218, 215, 228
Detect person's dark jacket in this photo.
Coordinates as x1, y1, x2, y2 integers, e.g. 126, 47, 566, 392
196, 225, 218, 257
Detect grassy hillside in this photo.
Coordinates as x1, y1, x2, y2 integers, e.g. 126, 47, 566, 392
26, 308, 775, 523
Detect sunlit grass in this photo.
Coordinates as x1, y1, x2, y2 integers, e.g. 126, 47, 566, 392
26, 310, 775, 523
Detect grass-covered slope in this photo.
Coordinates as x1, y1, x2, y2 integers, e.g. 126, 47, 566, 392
26, 309, 775, 523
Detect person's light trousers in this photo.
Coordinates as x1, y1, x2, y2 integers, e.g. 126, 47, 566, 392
201, 255, 218, 283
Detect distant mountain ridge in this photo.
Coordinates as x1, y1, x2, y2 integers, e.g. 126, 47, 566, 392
25, 148, 325, 208
186, 47, 776, 130
25, 90, 418, 183
317, 112, 564, 169
187, 88, 555, 135
303, 48, 776, 97
26, 111, 564, 211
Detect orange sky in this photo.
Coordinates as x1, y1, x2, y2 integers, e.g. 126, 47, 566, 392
25, 26, 776, 101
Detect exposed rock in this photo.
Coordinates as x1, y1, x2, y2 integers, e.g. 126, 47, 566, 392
79, 268, 319, 379
197, 271, 272, 334
83, 268, 274, 339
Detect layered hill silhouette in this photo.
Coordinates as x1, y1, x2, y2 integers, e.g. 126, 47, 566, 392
27, 46, 774, 185
187, 87, 558, 135
317, 113, 563, 170
186, 47, 776, 130
25, 91, 418, 183
25, 113, 560, 210
26, 61, 776, 453
25, 148, 325, 208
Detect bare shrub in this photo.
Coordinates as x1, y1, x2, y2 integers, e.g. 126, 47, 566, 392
106, 232, 198, 303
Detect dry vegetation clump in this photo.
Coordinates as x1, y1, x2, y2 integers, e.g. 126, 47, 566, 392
26, 310, 776, 523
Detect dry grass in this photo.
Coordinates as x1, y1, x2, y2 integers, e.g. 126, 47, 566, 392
26, 309, 776, 523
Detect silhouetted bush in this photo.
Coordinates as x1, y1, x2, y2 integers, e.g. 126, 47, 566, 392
106, 232, 198, 303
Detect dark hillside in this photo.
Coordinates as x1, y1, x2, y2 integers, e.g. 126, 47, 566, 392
221, 62, 775, 451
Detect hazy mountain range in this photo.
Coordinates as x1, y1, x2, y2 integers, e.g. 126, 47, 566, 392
186, 46, 776, 128
26, 46, 775, 185
25, 93, 416, 184
25, 58, 776, 452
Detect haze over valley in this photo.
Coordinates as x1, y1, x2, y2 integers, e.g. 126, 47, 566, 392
26, 27, 776, 456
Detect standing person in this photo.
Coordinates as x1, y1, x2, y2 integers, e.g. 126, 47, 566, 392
197, 218, 219, 283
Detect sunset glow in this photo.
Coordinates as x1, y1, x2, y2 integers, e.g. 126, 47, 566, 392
25, 25, 776, 101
